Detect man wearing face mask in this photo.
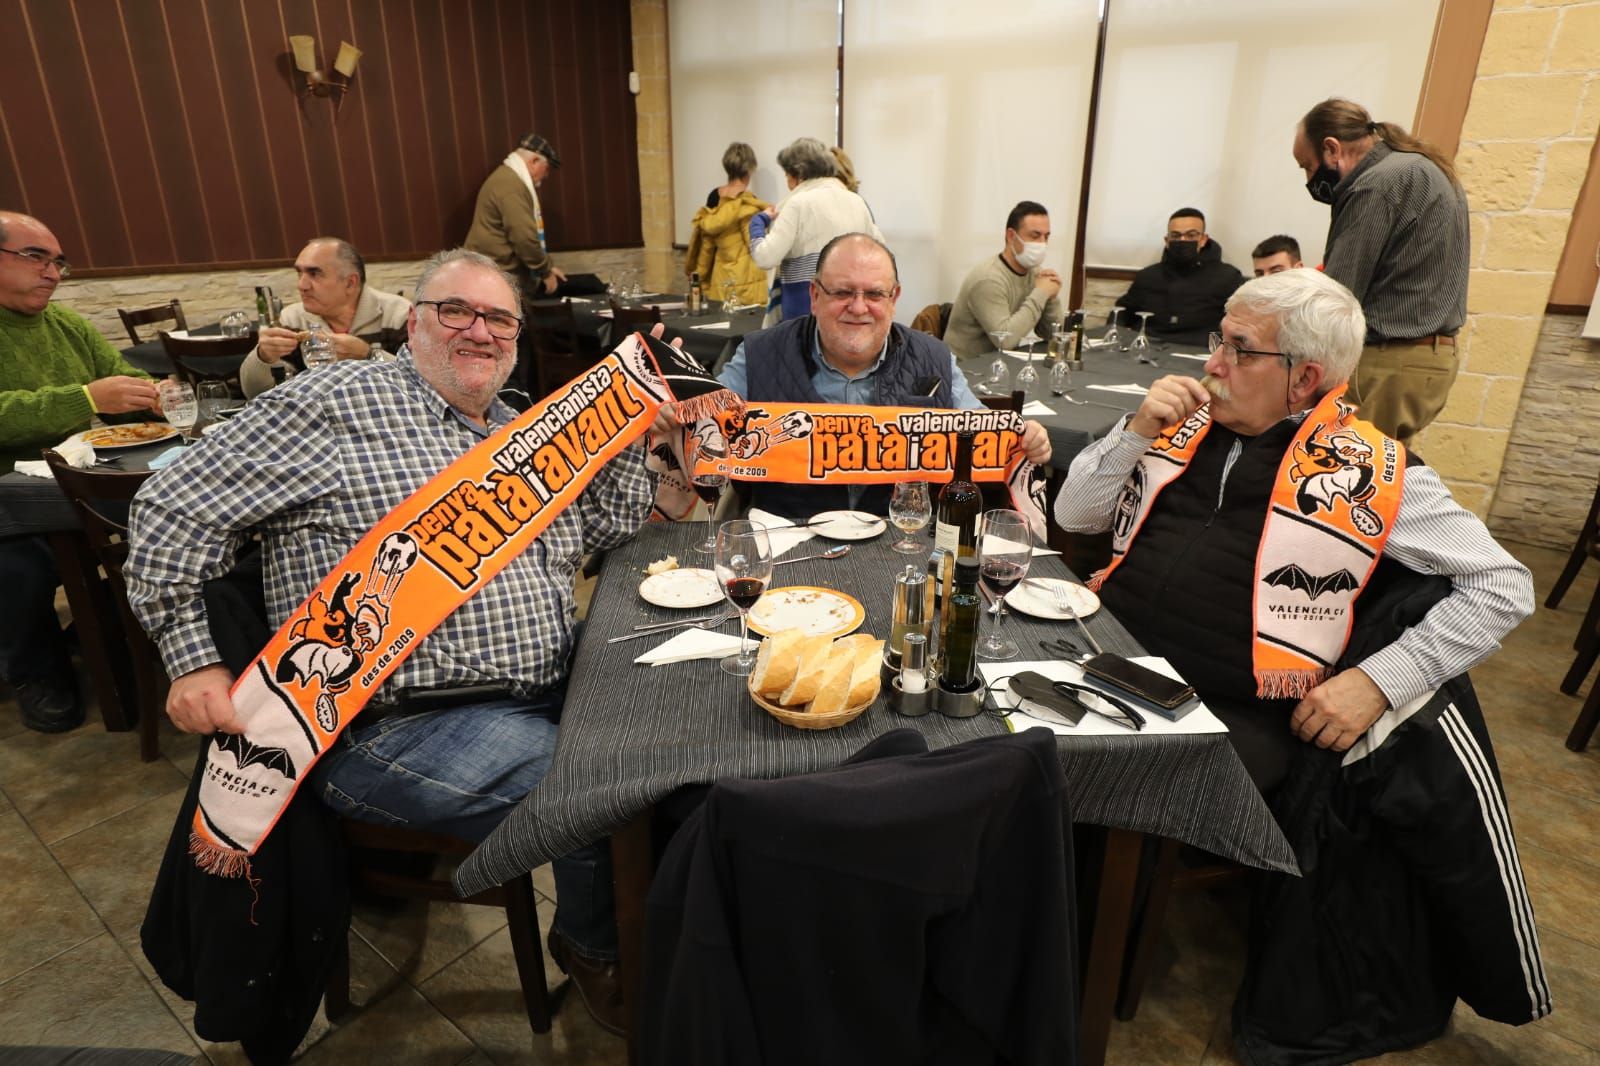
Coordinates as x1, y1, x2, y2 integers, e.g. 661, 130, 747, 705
1295, 98, 1468, 445
1115, 208, 1244, 347
944, 200, 1063, 358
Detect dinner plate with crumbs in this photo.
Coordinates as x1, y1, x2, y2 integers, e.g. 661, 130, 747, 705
638, 567, 722, 609
746, 585, 865, 638
72, 422, 180, 450
805, 510, 887, 541
1004, 578, 1101, 621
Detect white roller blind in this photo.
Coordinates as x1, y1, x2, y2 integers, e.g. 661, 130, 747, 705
1086, 0, 1441, 272
842, 1, 1101, 321
668, 0, 841, 247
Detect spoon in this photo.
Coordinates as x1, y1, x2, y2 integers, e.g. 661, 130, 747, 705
774, 544, 851, 567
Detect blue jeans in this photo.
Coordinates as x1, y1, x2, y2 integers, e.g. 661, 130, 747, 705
309, 695, 617, 959
0, 535, 71, 685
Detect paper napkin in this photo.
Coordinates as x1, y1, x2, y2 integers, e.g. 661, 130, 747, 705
635, 628, 746, 666
749, 507, 817, 558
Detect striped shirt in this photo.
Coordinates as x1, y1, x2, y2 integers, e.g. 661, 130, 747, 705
125, 349, 655, 699
1053, 412, 1533, 709
1322, 142, 1469, 343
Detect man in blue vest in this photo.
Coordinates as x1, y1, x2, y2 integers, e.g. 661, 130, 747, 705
710, 232, 1051, 517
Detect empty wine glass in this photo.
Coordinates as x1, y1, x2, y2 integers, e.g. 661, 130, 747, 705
722, 278, 739, 313
691, 472, 728, 554
301, 325, 335, 370
1132, 311, 1156, 364
196, 380, 231, 429
1015, 360, 1039, 403
159, 378, 198, 443
369, 341, 394, 363
1049, 357, 1073, 398
889, 480, 932, 554
715, 520, 773, 677
977, 509, 1032, 660
220, 310, 252, 338
1107, 306, 1126, 352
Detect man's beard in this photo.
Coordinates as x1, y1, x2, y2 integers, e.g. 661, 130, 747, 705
1201, 374, 1229, 402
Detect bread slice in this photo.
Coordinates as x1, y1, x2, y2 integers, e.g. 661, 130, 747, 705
779, 634, 836, 706
751, 629, 804, 698
846, 637, 886, 707
807, 641, 858, 716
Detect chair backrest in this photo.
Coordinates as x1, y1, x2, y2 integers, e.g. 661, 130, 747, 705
158, 329, 258, 390
910, 302, 952, 339
118, 300, 188, 346
525, 300, 601, 398
610, 300, 662, 335
42, 450, 154, 583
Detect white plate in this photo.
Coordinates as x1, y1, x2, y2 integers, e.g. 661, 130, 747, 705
1005, 578, 1101, 620
638, 568, 722, 609
746, 585, 865, 638
805, 510, 886, 541
70, 423, 180, 450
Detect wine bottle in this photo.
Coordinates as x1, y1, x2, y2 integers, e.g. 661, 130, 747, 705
687, 272, 704, 315
1070, 309, 1086, 362
934, 430, 980, 561
939, 558, 982, 691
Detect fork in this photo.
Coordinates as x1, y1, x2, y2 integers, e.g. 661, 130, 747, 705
758, 514, 877, 532
608, 608, 734, 644
631, 606, 731, 632
1047, 582, 1104, 655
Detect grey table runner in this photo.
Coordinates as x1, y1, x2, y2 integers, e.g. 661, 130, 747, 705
458, 520, 1295, 896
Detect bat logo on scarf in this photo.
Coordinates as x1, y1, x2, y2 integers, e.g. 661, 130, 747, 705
215, 730, 298, 779
1262, 563, 1360, 601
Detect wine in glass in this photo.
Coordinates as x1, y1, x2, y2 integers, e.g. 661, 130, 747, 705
159, 379, 198, 444
691, 472, 728, 554
977, 509, 1032, 660
888, 480, 932, 554
1132, 311, 1156, 364
1106, 306, 1126, 352
715, 520, 773, 676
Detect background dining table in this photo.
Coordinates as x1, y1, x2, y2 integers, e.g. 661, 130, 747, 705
551, 293, 766, 371
456, 520, 1295, 1065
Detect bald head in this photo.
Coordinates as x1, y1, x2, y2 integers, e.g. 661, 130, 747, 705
0, 211, 66, 315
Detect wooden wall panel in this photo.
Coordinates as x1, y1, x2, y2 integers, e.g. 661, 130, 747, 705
0, 0, 642, 274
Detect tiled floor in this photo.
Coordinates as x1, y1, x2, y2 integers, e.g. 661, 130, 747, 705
2, 543, 1598, 1064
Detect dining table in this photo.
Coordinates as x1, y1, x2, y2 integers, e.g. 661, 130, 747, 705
549, 293, 766, 373
456, 519, 1295, 1065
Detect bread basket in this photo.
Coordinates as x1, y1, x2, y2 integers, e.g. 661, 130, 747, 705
748, 681, 875, 730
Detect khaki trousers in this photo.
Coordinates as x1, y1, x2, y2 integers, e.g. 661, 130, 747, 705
1347, 338, 1459, 446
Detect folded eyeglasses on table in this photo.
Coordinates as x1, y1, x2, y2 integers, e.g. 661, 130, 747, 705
991, 670, 1146, 732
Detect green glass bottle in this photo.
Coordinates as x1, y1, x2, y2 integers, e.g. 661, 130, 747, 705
939, 558, 982, 692
933, 429, 980, 562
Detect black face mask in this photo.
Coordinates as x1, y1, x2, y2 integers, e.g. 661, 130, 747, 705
1163, 240, 1200, 267
1306, 163, 1341, 204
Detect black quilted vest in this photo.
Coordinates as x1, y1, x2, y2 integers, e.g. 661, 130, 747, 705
743, 317, 955, 518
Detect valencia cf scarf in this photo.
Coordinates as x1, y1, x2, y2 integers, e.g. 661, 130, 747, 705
192, 333, 1046, 876
1089, 386, 1403, 699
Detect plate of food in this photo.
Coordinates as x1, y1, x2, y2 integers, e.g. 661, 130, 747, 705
746, 585, 865, 638
804, 510, 887, 541
747, 630, 885, 729
638, 566, 722, 609
1004, 578, 1102, 620
71, 422, 180, 450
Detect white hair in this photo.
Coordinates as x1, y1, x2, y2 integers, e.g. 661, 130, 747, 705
1224, 269, 1365, 388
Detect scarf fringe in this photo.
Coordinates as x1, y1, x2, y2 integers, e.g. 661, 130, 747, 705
674, 388, 744, 425
190, 832, 252, 879
1257, 667, 1332, 701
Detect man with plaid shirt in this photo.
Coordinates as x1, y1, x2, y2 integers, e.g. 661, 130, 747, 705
126, 248, 645, 1035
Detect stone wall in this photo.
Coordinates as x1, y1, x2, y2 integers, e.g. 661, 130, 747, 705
1487, 314, 1600, 548
53, 248, 650, 347
1413, 0, 1600, 518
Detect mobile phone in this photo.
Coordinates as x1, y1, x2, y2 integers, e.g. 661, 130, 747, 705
1079, 653, 1196, 713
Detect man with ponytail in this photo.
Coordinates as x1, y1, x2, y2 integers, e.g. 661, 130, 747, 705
1294, 98, 1469, 445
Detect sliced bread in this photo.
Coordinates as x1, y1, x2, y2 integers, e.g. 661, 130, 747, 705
778, 633, 836, 706
751, 629, 805, 698
807, 641, 859, 716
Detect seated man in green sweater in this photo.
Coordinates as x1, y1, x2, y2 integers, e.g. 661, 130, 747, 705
0, 210, 158, 732
943, 200, 1064, 358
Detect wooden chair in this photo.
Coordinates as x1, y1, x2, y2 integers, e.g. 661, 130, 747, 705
522, 300, 602, 399
41, 450, 163, 761
910, 301, 952, 339
1547, 474, 1600, 609
118, 300, 188, 346
158, 329, 257, 392
1549, 475, 1600, 751
609, 300, 662, 339
327, 820, 562, 1034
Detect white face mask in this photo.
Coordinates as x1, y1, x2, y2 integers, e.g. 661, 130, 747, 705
1011, 236, 1047, 270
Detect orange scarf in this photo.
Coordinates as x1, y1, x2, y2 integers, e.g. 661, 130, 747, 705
1091, 386, 1403, 698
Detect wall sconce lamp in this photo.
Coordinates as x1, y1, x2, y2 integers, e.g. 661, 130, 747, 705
289, 35, 362, 105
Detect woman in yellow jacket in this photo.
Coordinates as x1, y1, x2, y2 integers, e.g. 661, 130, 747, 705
686, 142, 770, 309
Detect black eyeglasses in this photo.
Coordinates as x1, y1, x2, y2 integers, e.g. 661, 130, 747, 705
0, 246, 72, 277
1207, 332, 1292, 368
417, 299, 522, 339
812, 280, 895, 307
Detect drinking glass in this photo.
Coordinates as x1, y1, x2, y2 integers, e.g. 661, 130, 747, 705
977, 509, 1032, 660
1132, 311, 1156, 364
691, 472, 728, 554
220, 311, 251, 338
1015, 336, 1040, 403
301, 325, 335, 370
159, 379, 198, 443
196, 380, 231, 428
715, 520, 773, 676
1049, 357, 1072, 397
1106, 306, 1126, 352
369, 341, 394, 363
888, 480, 931, 554
722, 278, 739, 313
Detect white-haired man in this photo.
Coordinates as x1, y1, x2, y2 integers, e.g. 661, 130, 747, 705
1054, 267, 1545, 1061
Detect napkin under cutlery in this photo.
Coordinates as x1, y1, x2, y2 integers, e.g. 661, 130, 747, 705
14, 436, 95, 478
1086, 383, 1150, 395
691, 321, 732, 330
748, 507, 817, 558
634, 628, 747, 666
